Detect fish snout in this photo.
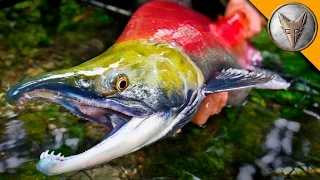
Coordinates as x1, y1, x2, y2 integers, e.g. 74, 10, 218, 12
6, 72, 77, 106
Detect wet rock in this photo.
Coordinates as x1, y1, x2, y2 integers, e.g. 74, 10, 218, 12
2, 110, 18, 118
0, 120, 37, 173
69, 165, 123, 180
0, 120, 26, 151
5, 155, 30, 169
51, 127, 66, 149
85, 122, 110, 141
237, 165, 256, 180
256, 118, 300, 175
65, 138, 80, 151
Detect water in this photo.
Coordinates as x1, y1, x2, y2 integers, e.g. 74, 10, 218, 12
0, 1, 320, 179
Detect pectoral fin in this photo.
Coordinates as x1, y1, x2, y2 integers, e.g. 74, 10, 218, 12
203, 68, 273, 94
252, 69, 291, 90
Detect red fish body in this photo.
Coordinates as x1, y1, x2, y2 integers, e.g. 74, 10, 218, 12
118, 1, 260, 77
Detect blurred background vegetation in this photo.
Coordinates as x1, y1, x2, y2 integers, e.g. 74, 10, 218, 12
0, 0, 319, 179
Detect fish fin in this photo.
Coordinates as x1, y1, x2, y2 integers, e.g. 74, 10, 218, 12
252, 69, 291, 90
203, 68, 273, 94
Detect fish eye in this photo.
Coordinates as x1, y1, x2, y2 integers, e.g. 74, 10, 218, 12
79, 79, 92, 88
114, 74, 129, 91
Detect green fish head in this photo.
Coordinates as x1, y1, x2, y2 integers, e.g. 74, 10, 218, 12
7, 41, 201, 119
6, 40, 204, 175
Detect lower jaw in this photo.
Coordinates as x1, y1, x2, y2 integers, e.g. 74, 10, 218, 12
36, 114, 168, 176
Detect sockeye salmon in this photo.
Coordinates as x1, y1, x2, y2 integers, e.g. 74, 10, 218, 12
6, 1, 289, 175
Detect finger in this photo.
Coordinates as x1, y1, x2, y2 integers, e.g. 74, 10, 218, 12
191, 93, 228, 126
207, 93, 222, 115
220, 92, 228, 111
225, 1, 265, 39
225, 3, 245, 17
192, 97, 212, 125
192, 94, 219, 125
246, 5, 263, 38
214, 92, 228, 115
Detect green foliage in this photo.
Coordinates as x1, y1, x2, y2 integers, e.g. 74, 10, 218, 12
0, 0, 112, 50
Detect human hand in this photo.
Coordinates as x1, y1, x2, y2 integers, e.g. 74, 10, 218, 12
192, 92, 228, 126
225, 0, 266, 39
191, 0, 264, 127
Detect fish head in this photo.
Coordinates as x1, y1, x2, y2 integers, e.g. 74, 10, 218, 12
7, 41, 202, 118
6, 41, 204, 175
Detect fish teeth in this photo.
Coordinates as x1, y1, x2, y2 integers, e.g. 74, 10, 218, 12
59, 155, 65, 161
50, 151, 55, 156
40, 150, 49, 159
39, 150, 65, 161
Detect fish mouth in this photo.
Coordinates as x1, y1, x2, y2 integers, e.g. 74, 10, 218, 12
14, 88, 134, 127
6, 78, 167, 175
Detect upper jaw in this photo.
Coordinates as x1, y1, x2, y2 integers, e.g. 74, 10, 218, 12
6, 77, 155, 123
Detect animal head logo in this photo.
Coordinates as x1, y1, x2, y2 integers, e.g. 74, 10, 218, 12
278, 12, 307, 48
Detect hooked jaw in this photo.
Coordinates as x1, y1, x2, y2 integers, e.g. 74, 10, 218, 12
5, 73, 173, 175
36, 114, 168, 175
5, 40, 203, 175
